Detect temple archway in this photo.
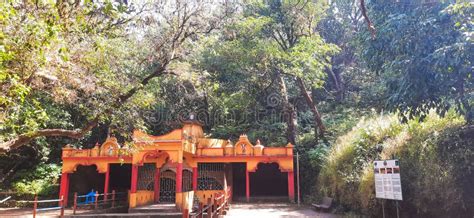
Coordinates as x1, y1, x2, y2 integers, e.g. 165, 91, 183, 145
159, 170, 176, 202
249, 162, 288, 197
68, 165, 105, 199
109, 163, 132, 193
231, 163, 246, 200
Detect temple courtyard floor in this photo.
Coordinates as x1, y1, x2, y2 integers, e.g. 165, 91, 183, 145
226, 202, 339, 218
0, 203, 339, 218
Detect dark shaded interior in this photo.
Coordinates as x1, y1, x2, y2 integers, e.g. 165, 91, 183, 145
250, 162, 288, 196
68, 165, 105, 197
159, 170, 176, 203
109, 163, 132, 193
231, 163, 246, 199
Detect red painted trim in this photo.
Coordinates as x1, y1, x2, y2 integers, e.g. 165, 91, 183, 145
154, 168, 161, 203
198, 147, 225, 150
62, 156, 132, 161
192, 167, 198, 191
176, 163, 183, 193
104, 164, 110, 200
245, 167, 250, 202
59, 173, 69, 207
139, 151, 169, 166
193, 156, 293, 160
131, 165, 138, 193
288, 171, 295, 202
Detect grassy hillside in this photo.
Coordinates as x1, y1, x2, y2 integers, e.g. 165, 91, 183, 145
317, 112, 474, 217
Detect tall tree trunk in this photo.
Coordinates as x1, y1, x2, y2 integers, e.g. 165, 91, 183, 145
296, 76, 325, 142
328, 67, 344, 102
276, 73, 297, 145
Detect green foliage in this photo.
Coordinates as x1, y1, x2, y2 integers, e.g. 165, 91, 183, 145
11, 163, 61, 196
317, 111, 473, 216
358, 2, 473, 123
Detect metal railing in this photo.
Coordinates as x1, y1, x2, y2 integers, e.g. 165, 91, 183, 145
72, 190, 127, 215
0, 196, 11, 204
18, 195, 66, 218
187, 186, 232, 218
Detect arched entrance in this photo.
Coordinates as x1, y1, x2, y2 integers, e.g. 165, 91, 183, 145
159, 170, 176, 202
250, 162, 288, 197
68, 165, 105, 199
109, 163, 132, 193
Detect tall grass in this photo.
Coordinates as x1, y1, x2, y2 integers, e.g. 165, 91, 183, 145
317, 111, 473, 217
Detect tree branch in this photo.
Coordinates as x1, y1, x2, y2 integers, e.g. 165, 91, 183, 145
360, 0, 376, 39
0, 118, 98, 152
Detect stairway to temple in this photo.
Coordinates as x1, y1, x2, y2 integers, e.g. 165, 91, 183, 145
66, 203, 182, 218
129, 203, 181, 216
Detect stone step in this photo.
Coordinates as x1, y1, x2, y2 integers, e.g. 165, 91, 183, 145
65, 204, 182, 218
128, 203, 180, 213
67, 212, 182, 218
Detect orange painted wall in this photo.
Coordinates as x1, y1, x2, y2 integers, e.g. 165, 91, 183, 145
61, 123, 294, 209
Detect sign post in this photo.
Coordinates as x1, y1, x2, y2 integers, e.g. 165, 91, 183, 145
374, 159, 402, 218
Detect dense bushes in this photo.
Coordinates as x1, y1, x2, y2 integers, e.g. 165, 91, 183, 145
10, 163, 61, 197
317, 112, 474, 217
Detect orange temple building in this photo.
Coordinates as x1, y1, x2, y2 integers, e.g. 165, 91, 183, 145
59, 119, 295, 212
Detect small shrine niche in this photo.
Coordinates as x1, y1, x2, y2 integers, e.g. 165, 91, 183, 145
100, 137, 121, 156
234, 134, 254, 156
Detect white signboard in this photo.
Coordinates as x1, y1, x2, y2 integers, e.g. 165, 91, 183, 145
374, 159, 403, 200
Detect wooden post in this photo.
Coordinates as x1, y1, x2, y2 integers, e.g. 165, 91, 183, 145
95, 191, 98, 209
111, 190, 116, 208
33, 195, 37, 218
214, 195, 219, 216
198, 202, 203, 218
206, 198, 212, 218
73, 192, 77, 215
296, 152, 301, 206
60, 195, 64, 217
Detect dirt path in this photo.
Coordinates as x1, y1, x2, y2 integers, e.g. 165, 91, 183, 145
225, 203, 339, 218
0, 208, 104, 218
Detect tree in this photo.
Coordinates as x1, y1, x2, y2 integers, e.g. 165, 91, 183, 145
0, 0, 234, 151
358, 1, 473, 123
198, 0, 338, 144
318, 0, 365, 102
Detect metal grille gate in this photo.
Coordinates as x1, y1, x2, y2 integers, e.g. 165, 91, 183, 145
183, 170, 193, 192
159, 170, 176, 202
198, 163, 225, 190
138, 164, 155, 191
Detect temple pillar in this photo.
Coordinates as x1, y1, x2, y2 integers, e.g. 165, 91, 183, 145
104, 164, 110, 200
245, 168, 250, 202
59, 172, 69, 206
192, 167, 198, 191
154, 168, 161, 203
288, 171, 295, 202
176, 163, 183, 193
131, 165, 138, 193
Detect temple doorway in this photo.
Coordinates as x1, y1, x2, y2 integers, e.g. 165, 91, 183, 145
250, 162, 288, 197
159, 170, 176, 203
231, 163, 246, 200
68, 165, 105, 198
109, 163, 132, 192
